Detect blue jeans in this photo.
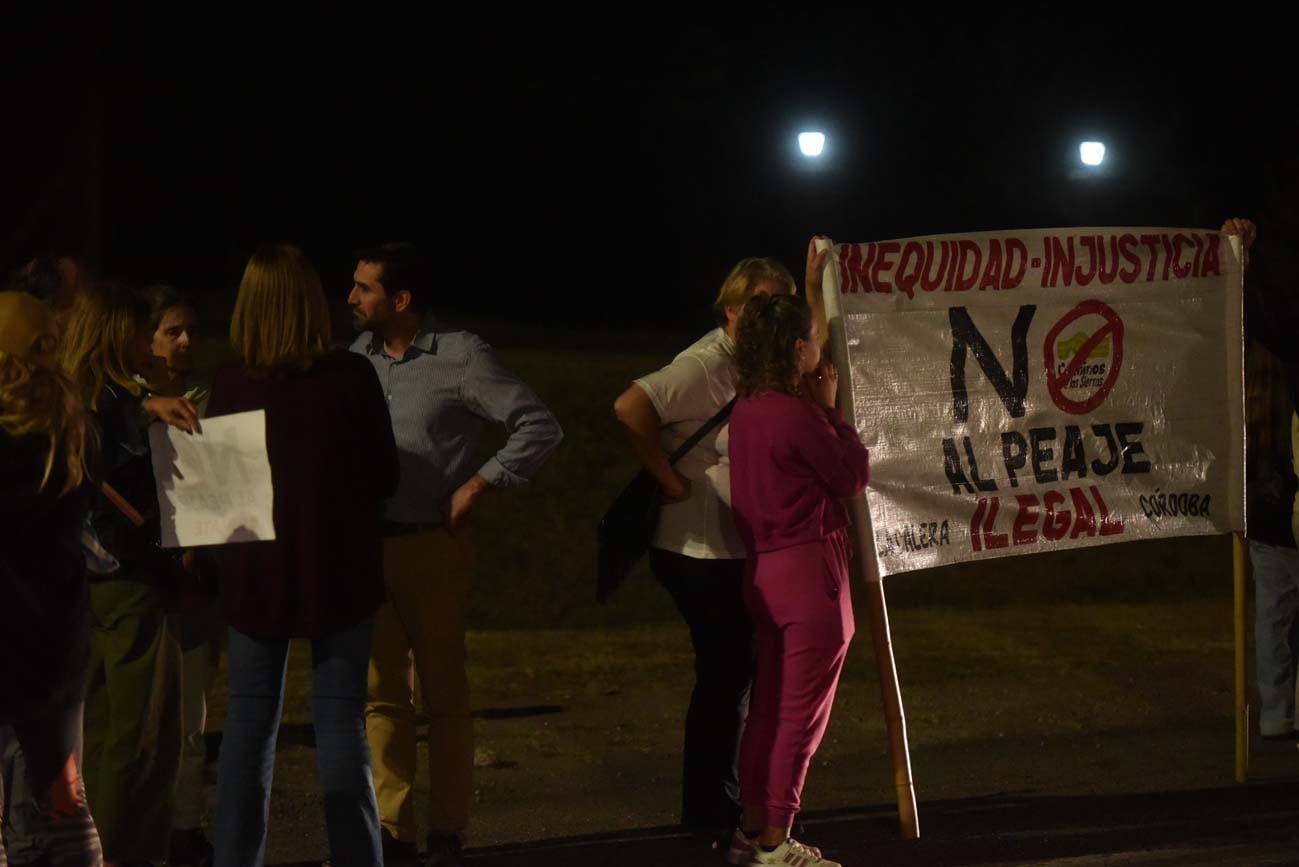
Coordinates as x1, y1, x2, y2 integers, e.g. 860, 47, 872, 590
1249, 540, 1299, 736
0, 705, 102, 866
214, 619, 380, 867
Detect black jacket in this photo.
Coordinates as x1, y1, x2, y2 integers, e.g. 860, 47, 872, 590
0, 427, 92, 721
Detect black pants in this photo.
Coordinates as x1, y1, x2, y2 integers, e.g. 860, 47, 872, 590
0, 704, 102, 866
648, 549, 753, 832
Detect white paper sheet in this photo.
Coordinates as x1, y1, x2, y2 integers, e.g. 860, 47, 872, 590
149, 409, 277, 547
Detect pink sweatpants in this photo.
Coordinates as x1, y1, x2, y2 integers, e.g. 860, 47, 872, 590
739, 530, 854, 829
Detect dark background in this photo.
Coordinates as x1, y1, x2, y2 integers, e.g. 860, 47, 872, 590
5, 7, 1294, 330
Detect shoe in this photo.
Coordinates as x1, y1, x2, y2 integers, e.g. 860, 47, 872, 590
382, 827, 421, 867
750, 836, 840, 866
168, 828, 214, 867
725, 828, 759, 865
425, 832, 466, 867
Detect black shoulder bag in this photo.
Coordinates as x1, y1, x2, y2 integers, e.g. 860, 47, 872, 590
596, 396, 737, 603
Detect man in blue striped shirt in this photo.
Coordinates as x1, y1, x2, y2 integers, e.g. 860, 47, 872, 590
348, 243, 562, 867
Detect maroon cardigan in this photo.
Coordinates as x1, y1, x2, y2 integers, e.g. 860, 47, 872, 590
207, 351, 399, 639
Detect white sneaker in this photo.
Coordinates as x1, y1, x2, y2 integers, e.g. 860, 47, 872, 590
749, 836, 840, 867
725, 828, 759, 864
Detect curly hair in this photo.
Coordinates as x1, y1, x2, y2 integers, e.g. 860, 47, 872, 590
736, 293, 812, 397
0, 293, 94, 494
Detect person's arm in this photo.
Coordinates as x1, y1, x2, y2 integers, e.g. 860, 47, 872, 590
1221, 218, 1256, 268
453, 339, 563, 529
790, 361, 871, 499
613, 382, 690, 501
142, 394, 201, 433
805, 235, 831, 350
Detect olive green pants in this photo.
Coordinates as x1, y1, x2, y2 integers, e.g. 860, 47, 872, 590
81, 578, 183, 861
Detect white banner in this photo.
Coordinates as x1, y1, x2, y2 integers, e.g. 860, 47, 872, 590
825, 228, 1245, 577
149, 409, 277, 548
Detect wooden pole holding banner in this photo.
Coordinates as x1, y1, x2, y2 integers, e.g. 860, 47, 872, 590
1234, 532, 1249, 782
814, 238, 920, 839
860, 557, 920, 839
1227, 233, 1249, 784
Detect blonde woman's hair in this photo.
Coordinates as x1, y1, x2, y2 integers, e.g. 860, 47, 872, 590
712, 257, 797, 325
0, 298, 94, 494
230, 244, 331, 372
57, 283, 149, 406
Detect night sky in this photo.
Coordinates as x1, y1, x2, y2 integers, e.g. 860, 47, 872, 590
6, 8, 1294, 330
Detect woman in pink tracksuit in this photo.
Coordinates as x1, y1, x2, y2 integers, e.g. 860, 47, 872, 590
726, 292, 870, 867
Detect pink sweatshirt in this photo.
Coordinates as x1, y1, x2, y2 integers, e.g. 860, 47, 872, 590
729, 389, 871, 554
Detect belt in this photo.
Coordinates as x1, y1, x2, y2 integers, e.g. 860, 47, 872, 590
382, 520, 441, 538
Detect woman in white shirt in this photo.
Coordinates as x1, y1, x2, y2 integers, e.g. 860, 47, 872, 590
613, 257, 796, 842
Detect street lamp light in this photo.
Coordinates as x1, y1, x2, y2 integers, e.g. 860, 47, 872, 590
799, 131, 826, 158
1079, 141, 1106, 167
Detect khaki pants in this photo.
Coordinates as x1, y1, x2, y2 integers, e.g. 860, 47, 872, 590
366, 527, 475, 843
